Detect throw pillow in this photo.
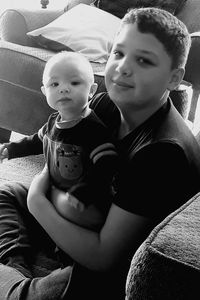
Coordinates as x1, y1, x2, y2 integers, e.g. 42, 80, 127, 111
27, 4, 121, 64
63, 0, 94, 12
95, 0, 187, 18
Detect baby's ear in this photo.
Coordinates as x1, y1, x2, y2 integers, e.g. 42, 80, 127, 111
89, 83, 98, 98
41, 85, 46, 96
168, 68, 185, 91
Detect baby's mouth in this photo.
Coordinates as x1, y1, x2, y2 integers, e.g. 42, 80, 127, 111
58, 97, 72, 103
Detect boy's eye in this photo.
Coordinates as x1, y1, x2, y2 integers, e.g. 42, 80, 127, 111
137, 57, 154, 66
112, 50, 123, 59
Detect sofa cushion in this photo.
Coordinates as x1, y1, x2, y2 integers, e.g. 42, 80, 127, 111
126, 192, 200, 299
0, 8, 63, 47
0, 154, 45, 189
64, 0, 93, 11
0, 40, 106, 136
27, 4, 121, 64
96, 0, 187, 18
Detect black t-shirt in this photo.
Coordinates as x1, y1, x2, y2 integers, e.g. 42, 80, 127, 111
90, 92, 200, 223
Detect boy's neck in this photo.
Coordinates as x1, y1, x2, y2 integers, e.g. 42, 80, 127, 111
118, 94, 169, 139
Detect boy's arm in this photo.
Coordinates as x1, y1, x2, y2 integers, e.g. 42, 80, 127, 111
27, 166, 152, 271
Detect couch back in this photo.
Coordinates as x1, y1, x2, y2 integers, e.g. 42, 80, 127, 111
177, 0, 200, 32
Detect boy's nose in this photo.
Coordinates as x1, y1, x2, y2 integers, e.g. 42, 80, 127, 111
116, 58, 132, 76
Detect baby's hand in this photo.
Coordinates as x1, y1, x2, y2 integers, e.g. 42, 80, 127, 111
66, 192, 85, 212
0, 144, 8, 163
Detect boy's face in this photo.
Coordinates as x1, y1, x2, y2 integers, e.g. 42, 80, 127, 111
41, 56, 96, 120
105, 23, 182, 112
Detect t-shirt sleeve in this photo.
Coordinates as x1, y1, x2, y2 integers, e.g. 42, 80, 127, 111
113, 142, 190, 222
89, 92, 121, 130
5, 132, 43, 159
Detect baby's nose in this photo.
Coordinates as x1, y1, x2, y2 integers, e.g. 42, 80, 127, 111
60, 85, 70, 93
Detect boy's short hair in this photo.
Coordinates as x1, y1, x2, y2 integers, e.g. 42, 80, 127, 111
121, 7, 191, 69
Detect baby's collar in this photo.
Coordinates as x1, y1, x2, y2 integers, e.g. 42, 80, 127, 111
56, 105, 91, 129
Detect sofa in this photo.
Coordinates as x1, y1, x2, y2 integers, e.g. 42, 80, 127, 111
0, 0, 200, 299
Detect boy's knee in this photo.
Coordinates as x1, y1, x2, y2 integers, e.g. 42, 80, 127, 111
0, 263, 72, 300
0, 182, 28, 209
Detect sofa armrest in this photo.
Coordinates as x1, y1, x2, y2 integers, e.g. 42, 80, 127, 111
0, 8, 63, 47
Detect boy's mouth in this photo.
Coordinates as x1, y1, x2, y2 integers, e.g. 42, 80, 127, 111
112, 79, 134, 89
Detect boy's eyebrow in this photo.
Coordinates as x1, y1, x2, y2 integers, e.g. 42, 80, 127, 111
114, 43, 158, 58
137, 49, 158, 57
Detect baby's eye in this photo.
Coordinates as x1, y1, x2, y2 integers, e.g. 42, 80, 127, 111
51, 82, 59, 87
71, 81, 80, 86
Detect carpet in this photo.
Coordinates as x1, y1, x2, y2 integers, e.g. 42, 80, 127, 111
0, 154, 45, 189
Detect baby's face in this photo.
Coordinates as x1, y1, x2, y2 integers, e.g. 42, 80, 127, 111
42, 56, 94, 120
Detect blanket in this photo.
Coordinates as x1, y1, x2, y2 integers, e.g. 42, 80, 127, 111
0, 154, 45, 188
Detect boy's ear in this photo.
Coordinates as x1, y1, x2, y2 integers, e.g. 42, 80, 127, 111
167, 68, 185, 91
41, 85, 46, 96
89, 83, 98, 99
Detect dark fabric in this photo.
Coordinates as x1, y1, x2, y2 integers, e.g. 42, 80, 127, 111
0, 182, 73, 299
170, 88, 190, 120
0, 182, 126, 299
28, 34, 74, 52
96, 0, 187, 18
5, 133, 43, 159
90, 92, 200, 223
64, 261, 127, 300
6, 110, 118, 208
126, 192, 200, 299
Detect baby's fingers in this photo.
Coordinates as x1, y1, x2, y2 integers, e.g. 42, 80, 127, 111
0, 146, 8, 162
66, 193, 85, 212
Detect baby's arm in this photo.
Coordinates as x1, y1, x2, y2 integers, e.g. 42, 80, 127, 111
0, 144, 8, 162
0, 132, 43, 162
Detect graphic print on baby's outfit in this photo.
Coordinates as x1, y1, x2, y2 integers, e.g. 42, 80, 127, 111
56, 144, 83, 182
44, 135, 85, 191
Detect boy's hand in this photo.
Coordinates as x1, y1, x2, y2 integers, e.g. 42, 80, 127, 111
0, 144, 8, 162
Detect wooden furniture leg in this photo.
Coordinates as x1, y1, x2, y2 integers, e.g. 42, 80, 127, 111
40, 0, 49, 9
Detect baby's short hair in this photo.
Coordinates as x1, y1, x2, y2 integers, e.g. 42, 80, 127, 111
43, 51, 94, 84
121, 7, 191, 69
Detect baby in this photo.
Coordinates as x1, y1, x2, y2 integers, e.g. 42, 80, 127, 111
0, 51, 118, 230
